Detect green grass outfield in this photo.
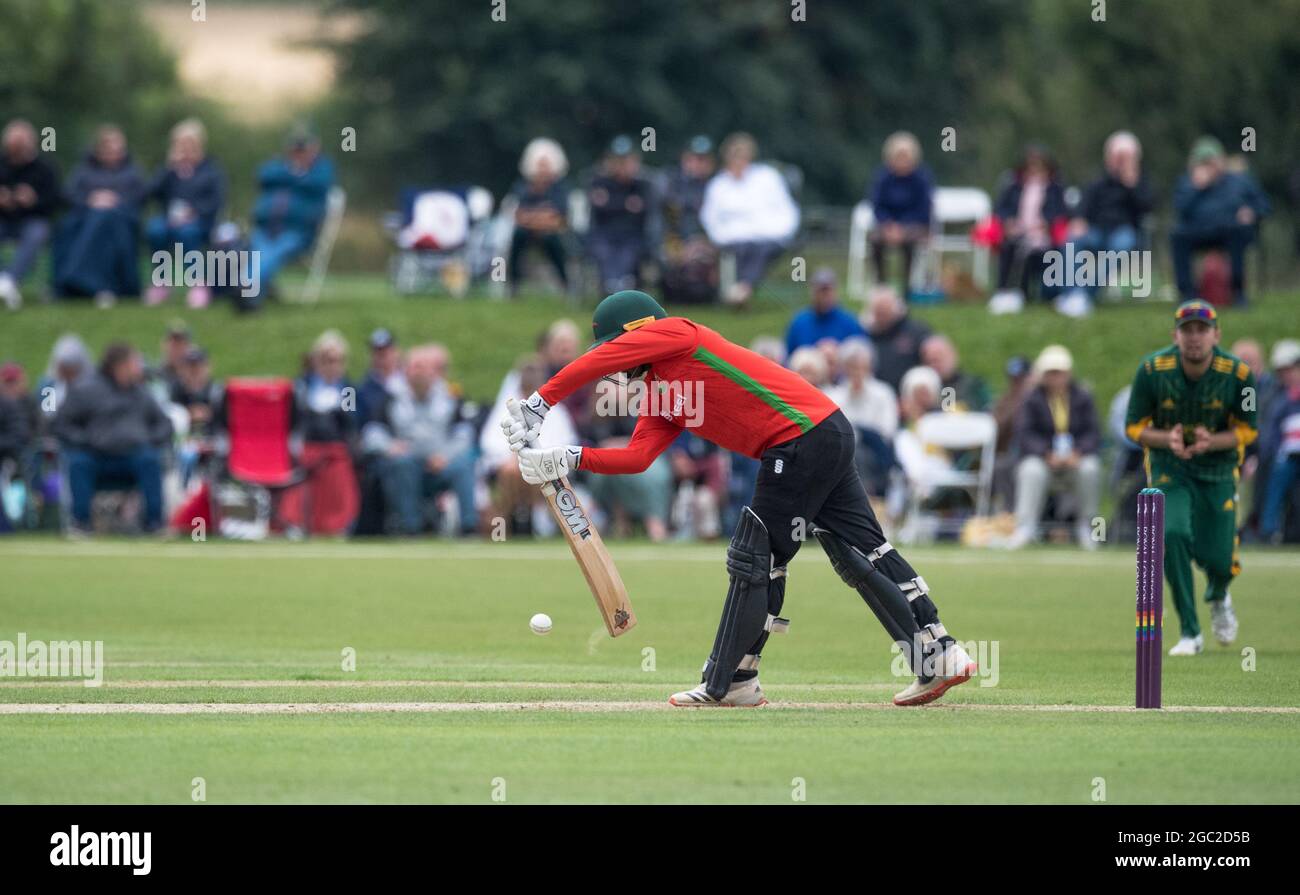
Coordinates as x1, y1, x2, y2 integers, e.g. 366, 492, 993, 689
1, 537, 1297, 804
2, 274, 1298, 404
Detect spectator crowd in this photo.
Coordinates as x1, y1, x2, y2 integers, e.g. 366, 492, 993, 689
1, 121, 1295, 546
0, 116, 335, 312
3, 279, 1298, 547
2, 117, 1279, 316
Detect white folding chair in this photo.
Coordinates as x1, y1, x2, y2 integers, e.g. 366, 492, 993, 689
846, 201, 874, 301
299, 185, 347, 304
901, 411, 997, 543
927, 187, 993, 289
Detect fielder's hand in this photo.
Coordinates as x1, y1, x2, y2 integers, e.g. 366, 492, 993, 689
518, 445, 582, 485
502, 392, 551, 452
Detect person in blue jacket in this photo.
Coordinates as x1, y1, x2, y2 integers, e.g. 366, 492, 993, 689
1171, 137, 1271, 307
785, 268, 868, 356
867, 131, 934, 293
245, 124, 335, 309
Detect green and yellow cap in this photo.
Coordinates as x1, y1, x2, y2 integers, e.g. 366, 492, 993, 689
588, 290, 668, 351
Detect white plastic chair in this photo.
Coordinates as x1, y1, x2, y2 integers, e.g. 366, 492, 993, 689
846, 201, 875, 301
927, 187, 992, 289
901, 411, 997, 543
299, 185, 347, 303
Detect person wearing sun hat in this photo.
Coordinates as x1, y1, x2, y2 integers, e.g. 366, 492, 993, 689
1125, 299, 1259, 655
1007, 344, 1102, 551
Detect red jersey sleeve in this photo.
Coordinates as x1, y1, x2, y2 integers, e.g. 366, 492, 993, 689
538, 318, 699, 406
581, 413, 681, 474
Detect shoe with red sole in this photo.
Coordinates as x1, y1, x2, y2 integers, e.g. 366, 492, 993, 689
893, 642, 977, 706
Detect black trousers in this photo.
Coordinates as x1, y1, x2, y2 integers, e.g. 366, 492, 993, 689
750, 410, 887, 567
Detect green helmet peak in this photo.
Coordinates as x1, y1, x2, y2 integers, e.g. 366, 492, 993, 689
588, 290, 668, 351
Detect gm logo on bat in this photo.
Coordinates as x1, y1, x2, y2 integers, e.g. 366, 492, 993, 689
552, 484, 592, 539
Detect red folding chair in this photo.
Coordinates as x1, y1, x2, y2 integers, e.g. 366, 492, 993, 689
215, 378, 305, 538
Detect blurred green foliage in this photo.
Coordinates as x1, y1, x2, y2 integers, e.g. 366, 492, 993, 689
329, 0, 1300, 205
0, 0, 283, 213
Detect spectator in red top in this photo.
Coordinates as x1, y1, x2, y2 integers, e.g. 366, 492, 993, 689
502, 290, 976, 709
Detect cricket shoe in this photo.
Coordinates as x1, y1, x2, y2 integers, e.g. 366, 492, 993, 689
893, 641, 977, 706
1168, 634, 1204, 656
668, 677, 767, 707
1211, 595, 1238, 645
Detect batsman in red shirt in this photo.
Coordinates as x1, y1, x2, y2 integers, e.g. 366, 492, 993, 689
503, 291, 976, 706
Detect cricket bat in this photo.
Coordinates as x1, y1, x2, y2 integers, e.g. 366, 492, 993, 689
508, 398, 636, 637
539, 475, 637, 637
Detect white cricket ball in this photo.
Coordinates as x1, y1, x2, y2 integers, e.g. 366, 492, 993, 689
529, 613, 553, 635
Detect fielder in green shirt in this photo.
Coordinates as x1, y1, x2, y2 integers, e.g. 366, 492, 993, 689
1125, 299, 1258, 655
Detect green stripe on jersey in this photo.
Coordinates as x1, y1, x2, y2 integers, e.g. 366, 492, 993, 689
693, 346, 814, 433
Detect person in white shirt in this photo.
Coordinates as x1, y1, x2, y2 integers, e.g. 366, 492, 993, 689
700, 132, 799, 306
893, 365, 953, 502
825, 338, 899, 495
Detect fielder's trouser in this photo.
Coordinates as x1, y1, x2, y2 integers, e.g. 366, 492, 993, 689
713, 410, 948, 689
1158, 475, 1240, 639
1014, 454, 1101, 537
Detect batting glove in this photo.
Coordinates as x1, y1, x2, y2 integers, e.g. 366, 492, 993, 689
503, 392, 551, 452
518, 445, 582, 485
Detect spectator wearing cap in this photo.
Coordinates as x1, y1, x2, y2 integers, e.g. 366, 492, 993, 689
586, 136, 656, 295
863, 285, 932, 392
867, 131, 934, 293
52, 124, 148, 306
0, 362, 38, 442
920, 334, 990, 412
1257, 339, 1300, 542
700, 132, 799, 306
167, 346, 217, 492
168, 347, 218, 439
52, 343, 173, 534
0, 362, 40, 531
1171, 136, 1270, 306
158, 321, 193, 391
663, 136, 714, 244
145, 119, 226, 309
357, 328, 404, 428
785, 269, 867, 355
825, 338, 898, 496
353, 328, 406, 536
0, 119, 61, 311
39, 334, 94, 421
660, 136, 719, 304
1008, 345, 1101, 550
243, 124, 336, 310
366, 344, 478, 537
508, 137, 571, 295
991, 354, 1034, 511
0, 363, 34, 514
1059, 131, 1155, 317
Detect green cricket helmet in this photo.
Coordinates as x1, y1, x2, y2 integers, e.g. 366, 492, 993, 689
587, 290, 668, 351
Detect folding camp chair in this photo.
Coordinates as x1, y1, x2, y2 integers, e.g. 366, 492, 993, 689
899, 411, 997, 544
216, 378, 305, 539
